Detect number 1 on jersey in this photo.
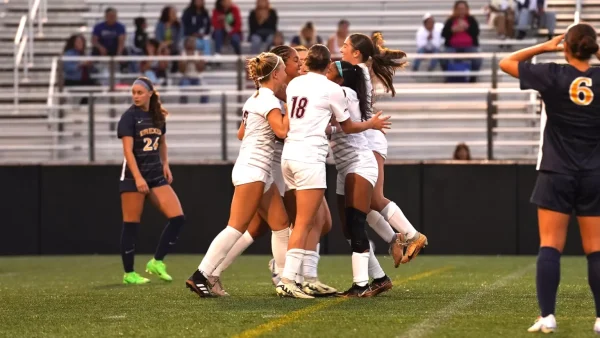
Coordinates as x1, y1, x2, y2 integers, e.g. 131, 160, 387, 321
569, 77, 594, 106
290, 96, 308, 119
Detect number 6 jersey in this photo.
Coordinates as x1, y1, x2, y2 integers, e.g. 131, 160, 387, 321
117, 105, 166, 181
519, 62, 600, 175
282, 72, 350, 164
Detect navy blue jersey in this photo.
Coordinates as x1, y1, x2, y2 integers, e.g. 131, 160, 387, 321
519, 62, 600, 175
117, 105, 166, 181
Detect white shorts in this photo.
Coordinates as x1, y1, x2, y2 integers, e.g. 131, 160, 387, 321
282, 159, 327, 191
231, 164, 272, 193
271, 160, 286, 196
336, 154, 379, 196
365, 129, 388, 160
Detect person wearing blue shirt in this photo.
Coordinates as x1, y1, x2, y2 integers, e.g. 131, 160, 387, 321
92, 7, 126, 56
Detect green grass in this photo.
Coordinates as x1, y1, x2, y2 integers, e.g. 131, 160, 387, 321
0, 255, 597, 338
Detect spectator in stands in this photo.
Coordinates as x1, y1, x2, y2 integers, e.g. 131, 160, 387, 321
441, 0, 481, 82
515, 0, 556, 40
327, 19, 350, 57
141, 39, 169, 85
413, 13, 443, 72
487, 0, 516, 39
249, 0, 278, 54
63, 34, 96, 104
266, 31, 284, 51
179, 36, 208, 103
291, 22, 322, 48
130, 17, 148, 54
156, 6, 182, 55
212, 0, 243, 55
181, 0, 212, 56
453, 143, 472, 160
91, 7, 126, 57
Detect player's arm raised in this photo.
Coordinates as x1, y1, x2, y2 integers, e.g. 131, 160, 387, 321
499, 34, 564, 78
330, 87, 391, 134
267, 108, 289, 139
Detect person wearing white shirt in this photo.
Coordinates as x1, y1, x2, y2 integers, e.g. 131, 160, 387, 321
488, 0, 516, 39
516, 0, 556, 40
413, 13, 444, 71
178, 36, 208, 103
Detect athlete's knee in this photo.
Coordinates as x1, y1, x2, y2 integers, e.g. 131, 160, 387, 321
346, 207, 369, 252
370, 196, 390, 212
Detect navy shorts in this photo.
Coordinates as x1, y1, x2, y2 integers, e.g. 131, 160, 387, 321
531, 171, 600, 216
119, 176, 168, 193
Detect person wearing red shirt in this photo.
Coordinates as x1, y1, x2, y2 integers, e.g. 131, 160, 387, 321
212, 0, 242, 55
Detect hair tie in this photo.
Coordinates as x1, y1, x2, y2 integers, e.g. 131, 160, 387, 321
335, 61, 343, 77
255, 57, 260, 62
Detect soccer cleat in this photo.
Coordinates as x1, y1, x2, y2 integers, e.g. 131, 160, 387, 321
186, 270, 214, 298
337, 283, 373, 298
301, 279, 338, 297
207, 275, 230, 297
389, 234, 405, 268
527, 315, 557, 333
401, 232, 428, 264
268, 258, 281, 286
145, 258, 173, 282
123, 272, 150, 285
366, 275, 393, 297
276, 281, 314, 299
594, 318, 600, 334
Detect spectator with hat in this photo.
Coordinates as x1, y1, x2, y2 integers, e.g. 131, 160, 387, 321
413, 13, 444, 71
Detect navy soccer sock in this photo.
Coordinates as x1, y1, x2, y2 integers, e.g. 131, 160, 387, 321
121, 222, 140, 273
536, 246, 561, 317
154, 215, 186, 261
587, 251, 600, 317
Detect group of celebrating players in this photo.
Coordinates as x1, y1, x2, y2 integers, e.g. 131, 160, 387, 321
117, 20, 600, 332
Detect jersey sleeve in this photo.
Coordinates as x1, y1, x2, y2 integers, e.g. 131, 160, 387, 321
259, 95, 282, 118
161, 122, 166, 136
117, 111, 135, 139
518, 62, 557, 93
330, 86, 350, 123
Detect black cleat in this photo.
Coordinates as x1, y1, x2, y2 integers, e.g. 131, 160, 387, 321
366, 275, 393, 297
337, 283, 373, 298
185, 270, 214, 298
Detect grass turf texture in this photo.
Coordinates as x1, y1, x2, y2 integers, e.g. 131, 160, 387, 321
0, 255, 597, 338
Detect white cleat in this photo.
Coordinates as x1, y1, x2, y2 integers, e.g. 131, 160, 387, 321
268, 258, 281, 285
301, 280, 338, 296
527, 315, 557, 333
594, 318, 600, 334
276, 281, 314, 299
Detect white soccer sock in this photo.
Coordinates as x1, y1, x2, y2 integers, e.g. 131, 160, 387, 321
352, 252, 370, 287
368, 241, 386, 280
381, 202, 417, 239
271, 228, 289, 275
302, 250, 320, 280
295, 264, 304, 284
282, 248, 305, 282
367, 210, 396, 243
316, 243, 320, 254
198, 226, 243, 276
212, 231, 254, 277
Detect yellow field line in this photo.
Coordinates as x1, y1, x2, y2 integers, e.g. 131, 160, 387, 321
232, 265, 455, 338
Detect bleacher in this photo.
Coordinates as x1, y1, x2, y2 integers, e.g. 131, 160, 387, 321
0, 0, 591, 163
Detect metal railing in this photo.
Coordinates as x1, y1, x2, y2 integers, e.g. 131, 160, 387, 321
13, 0, 47, 111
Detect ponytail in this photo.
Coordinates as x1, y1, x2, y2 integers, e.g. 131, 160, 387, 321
370, 32, 407, 97
351, 65, 370, 121
149, 90, 167, 128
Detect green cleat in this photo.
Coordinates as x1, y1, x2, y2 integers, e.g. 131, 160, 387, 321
146, 258, 173, 282
123, 272, 150, 285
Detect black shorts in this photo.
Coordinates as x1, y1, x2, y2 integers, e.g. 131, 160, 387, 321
531, 171, 600, 216
119, 176, 168, 193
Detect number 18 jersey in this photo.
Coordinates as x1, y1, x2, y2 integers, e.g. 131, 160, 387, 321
282, 72, 350, 164
519, 62, 600, 175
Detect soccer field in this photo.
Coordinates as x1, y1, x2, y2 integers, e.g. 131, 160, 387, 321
0, 255, 596, 338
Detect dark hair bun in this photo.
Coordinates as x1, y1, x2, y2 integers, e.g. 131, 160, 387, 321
578, 35, 599, 59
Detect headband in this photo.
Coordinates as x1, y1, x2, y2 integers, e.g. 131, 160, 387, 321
257, 56, 281, 81
133, 79, 152, 91
335, 61, 343, 77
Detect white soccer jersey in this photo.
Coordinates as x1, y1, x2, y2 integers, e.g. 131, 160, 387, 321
272, 100, 286, 164
236, 87, 282, 175
282, 72, 350, 163
330, 87, 373, 172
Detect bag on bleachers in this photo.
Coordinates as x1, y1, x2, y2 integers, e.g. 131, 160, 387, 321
446, 61, 471, 83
